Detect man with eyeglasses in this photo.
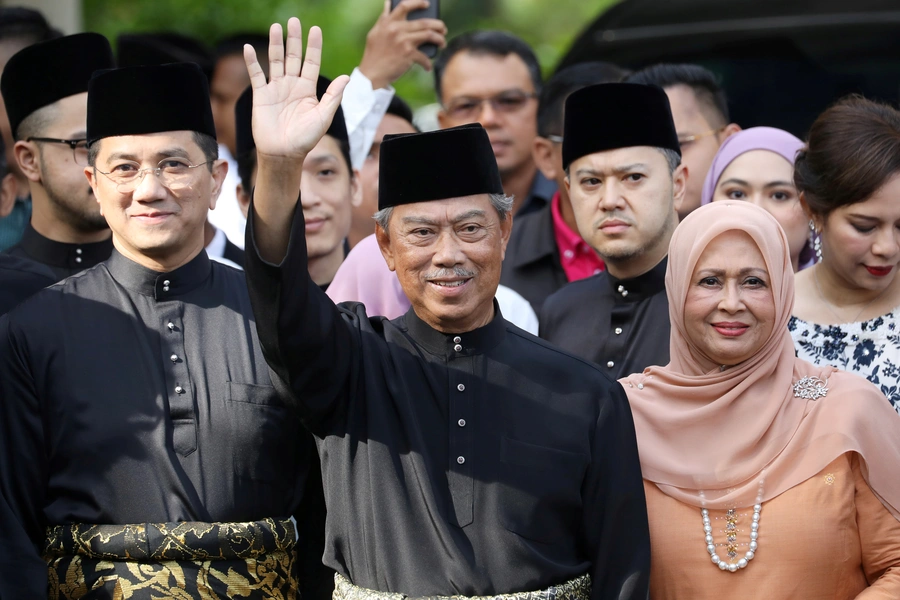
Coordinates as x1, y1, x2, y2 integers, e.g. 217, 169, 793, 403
626, 64, 740, 219
0, 32, 115, 280
0, 62, 330, 598
434, 30, 555, 217
539, 83, 686, 379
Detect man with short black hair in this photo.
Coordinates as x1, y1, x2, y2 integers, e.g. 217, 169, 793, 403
435, 30, 554, 216
0, 61, 328, 597
1, 33, 115, 279
501, 61, 626, 312
540, 83, 686, 378
626, 63, 740, 218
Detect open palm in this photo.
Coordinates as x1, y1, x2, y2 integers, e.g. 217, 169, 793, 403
244, 18, 349, 160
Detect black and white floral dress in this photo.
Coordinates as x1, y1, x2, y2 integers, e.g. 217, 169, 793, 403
788, 312, 900, 414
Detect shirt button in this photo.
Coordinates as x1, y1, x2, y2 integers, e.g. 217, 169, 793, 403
615, 327, 623, 335
457, 383, 465, 392
167, 322, 175, 331
163, 280, 171, 286
457, 456, 465, 464
170, 354, 178, 362
458, 419, 466, 427
75, 248, 83, 255
453, 336, 461, 343
454, 344, 463, 352
75, 257, 83, 264
607, 361, 615, 368
563, 249, 574, 259
175, 386, 184, 394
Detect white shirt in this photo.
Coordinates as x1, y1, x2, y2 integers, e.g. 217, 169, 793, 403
205, 226, 242, 270
207, 144, 246, 249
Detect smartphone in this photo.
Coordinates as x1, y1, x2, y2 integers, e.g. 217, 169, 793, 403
391, 0, 440, 58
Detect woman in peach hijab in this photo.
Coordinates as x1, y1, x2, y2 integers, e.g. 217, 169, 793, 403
622, 201, 900, 599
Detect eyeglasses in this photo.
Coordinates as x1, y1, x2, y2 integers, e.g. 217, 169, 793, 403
546, 135, 564, 144
27, 137, 89, 166
677, 127, 725, 148
444, 90, 538, 121
95, 157, 212, 193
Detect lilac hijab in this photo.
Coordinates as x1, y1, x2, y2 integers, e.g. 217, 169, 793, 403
699, 126, 814, 269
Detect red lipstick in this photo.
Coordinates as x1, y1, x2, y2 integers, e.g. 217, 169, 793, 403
866, 265, 893, 277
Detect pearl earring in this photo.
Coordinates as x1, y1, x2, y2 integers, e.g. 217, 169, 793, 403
808, 220, 822, 263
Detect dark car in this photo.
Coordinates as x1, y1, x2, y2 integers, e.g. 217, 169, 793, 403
558, 0, 900, 136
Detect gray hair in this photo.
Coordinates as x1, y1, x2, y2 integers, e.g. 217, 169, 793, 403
373, 193, 514, 231
658, 147, 682, 174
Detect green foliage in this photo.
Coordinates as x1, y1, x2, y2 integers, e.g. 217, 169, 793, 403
84, 0, 619, 107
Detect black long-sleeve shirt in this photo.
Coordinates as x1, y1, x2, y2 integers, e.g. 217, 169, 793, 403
540, 258, 670, 379
5, 223, 113, 280
244, 202, 650, 600
0, 249, 325, 598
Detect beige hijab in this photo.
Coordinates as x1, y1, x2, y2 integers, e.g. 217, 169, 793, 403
622, 201, 900, 518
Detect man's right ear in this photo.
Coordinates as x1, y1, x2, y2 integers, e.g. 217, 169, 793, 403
13, 140, 42, 183
532, 137, 558, 182
375, 223, 395, 271
0, 172, 16, 217
236, 183, 251, 220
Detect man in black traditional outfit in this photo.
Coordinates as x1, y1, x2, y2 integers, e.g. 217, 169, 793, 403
0, 61, 328, 598
0, 33, 116, 279
243, 19, 649, 600
539, 83, 685, 378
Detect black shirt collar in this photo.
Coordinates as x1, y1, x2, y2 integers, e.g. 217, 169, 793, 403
606, 255, 668, 303
16, 224, 113, 272
106, 248, 212, 300
400, 299, 506, 358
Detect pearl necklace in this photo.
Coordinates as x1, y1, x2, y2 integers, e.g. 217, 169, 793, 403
700, 478, 764, 572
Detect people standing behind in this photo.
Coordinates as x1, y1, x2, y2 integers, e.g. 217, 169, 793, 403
0, 133, 54, 315
700, 127, 811, 272
623, 200, 900, 599
0, 7, 58, 251
790, 96, 900, 413
540, 83, 684, 378
234, 81, 360, 290
626, 64, 740, 219
0, 62, 329, 598
350, 94, 416, 248
501, 61, 626, 312
0, 33, 115, 280
435, 30, 555, 216
244, 20, 650, 599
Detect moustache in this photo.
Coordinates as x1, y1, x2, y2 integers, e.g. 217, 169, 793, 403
424, 266, 477, 280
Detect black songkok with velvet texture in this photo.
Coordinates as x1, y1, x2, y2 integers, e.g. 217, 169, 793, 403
1, 32, 114, 138
233, 76, 348, 157
562, 82, 680, 170
378, 123, 503, 210
87, 63, 216, 145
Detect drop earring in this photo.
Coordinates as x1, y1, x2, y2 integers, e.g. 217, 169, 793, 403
808, 220, 822, 263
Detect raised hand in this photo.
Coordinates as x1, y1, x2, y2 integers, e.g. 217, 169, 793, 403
244, 18, 350, 162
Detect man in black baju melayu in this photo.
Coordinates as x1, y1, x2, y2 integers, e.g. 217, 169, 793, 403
0, 33, 115, 280
540, 83, 687, 378
0, 61, 328, 598
243, 20, 649, 600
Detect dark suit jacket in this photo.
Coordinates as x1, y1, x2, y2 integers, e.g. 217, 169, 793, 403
500, 203, 568, 313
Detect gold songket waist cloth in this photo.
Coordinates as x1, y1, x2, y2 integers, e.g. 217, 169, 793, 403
333, 573, 591, 600
42, 517, 299, 599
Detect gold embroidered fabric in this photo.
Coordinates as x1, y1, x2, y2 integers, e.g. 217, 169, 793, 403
332, 573, 591, 600
43, 518, 299, 599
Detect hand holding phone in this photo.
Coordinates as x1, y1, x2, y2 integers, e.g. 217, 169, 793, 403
359, 0, 448, 89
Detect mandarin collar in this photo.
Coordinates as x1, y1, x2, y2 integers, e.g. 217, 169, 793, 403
17, 223, 113, 271
400, 299, 506, 358
606, 256, 668, 302
106, 248, 212, 300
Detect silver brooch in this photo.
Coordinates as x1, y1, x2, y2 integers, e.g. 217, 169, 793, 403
792, 376, 828, 400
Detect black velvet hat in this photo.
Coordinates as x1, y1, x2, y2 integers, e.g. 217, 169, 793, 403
378, 123, 503, 210
116, 32, 214, 81
1, 32, 114, 138
233, 76, 348, 157
87, 63, 216, 144
562, 83, 680, 170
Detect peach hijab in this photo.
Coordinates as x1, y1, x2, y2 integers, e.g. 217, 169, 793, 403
622, 201, 900, 518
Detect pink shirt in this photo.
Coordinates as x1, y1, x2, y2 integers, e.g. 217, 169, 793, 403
550, 192, 604, 281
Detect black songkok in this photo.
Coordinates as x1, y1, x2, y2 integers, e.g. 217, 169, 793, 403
562, 83, 680, 170
87, 63, 216, 145
378, 123, 503, 210
1, 32, 114, 138
116, 32, 214, 81
233, 76, 348, 157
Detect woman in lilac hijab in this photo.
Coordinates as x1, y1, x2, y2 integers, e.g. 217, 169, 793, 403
700, 126, 814, 271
